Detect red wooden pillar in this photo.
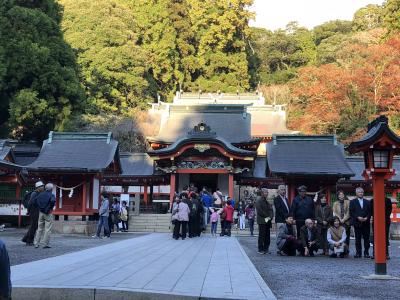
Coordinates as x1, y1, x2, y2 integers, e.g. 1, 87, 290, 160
373, 174, 387, 274
143, 184, 149, 205
82, 181, 87, 213
170, 173, 176, 206
228, 173, 234, 198
16, 184, 22, 228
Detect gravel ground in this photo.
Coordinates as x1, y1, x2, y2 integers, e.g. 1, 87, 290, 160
238, 235, 400, 300
0, 228, 145, 266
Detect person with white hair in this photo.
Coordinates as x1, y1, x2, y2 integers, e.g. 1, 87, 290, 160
21, 180, 45, 246
274, 185, 290, 231
33, 183, 56, 249
349, 187, 371, 258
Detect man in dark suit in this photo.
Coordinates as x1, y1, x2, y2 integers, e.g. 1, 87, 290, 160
299, 219, 320, 256
349, 187, 371, 258
274, 185, 290, 228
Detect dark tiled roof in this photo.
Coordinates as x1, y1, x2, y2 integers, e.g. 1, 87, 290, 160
120, 153, 154, 176
266, 135, 354, 177
150, 105, 251, 143
148, 122, 256, 157
28, 132, 119, 172
0, 159, 22, 171
345, 156, 400, 182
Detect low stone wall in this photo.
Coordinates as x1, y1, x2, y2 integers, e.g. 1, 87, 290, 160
52, 220, 97, 235
390, 222, 400, 240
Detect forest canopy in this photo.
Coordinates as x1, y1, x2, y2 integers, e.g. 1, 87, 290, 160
0, 0, 399, 146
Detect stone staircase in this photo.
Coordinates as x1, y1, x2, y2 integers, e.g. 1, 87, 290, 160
128, 213, 172, 233
128, 213, 281, 236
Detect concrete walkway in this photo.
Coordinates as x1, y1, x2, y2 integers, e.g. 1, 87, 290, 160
11, 233, 276, 300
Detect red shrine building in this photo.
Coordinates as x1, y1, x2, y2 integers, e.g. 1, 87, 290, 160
0, 92, 399, 229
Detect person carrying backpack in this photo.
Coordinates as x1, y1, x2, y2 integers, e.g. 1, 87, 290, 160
33, 183, 56, 249
21, 181, 44, 246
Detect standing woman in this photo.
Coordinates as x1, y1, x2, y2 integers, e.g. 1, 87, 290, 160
315, 194, 333, 255
332, 190, 351, 255
173, 196, 190, 240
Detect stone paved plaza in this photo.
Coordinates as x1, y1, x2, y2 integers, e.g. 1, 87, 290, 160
10, 233, 275, 300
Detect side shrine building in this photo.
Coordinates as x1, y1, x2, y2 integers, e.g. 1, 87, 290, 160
0, 92, 400, 226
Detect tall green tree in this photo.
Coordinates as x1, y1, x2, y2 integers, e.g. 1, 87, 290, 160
60, 0, 153, 113
383, 0, 400, 34
352, 4, 383, 31
0, 0, 84, 140
134, 0, 195, 100
187, 0, 254, 92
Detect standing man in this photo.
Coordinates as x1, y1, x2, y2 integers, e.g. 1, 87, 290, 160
0, 239, 11, 300
349, 187, 371, 258
93, 192, 110, 239
274, 185, 290, 230
255, 188, 274, 254
21, 181, 44, 246
291, 185, 314, 238
34, 183, 56, 249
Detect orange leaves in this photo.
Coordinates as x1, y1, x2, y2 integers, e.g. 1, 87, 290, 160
288, 34, 400, 138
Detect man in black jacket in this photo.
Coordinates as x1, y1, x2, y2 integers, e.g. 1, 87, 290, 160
21, 181, 44, 246
349, 187, 371, 258
255, 188, 274, 254
291, 185, 314, 238
274, 185, 290, 230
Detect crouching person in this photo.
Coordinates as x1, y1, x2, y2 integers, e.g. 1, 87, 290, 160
327, 216, 348, 258
300, 219, 320, 257
276, 213, 302, 256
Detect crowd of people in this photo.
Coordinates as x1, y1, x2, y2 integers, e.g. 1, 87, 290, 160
170, 184, 258, 240
169, 183, 393, 261
275, 185, 392, 259
92, 192, 130, 239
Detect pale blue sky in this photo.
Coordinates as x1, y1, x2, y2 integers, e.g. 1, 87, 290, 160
251, 0, 385, 30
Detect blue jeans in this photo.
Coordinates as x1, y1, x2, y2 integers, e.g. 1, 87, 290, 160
0, 240, 11, 299
96, 216, 110, 237
211, 222, 217, 234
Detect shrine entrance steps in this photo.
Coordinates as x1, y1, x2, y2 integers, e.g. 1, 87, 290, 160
128, 213, 279, 236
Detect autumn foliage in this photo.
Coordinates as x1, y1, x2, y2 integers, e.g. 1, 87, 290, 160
288, 34, 400, 142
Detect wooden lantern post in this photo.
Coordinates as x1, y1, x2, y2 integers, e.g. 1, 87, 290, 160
348, 116, 400, 276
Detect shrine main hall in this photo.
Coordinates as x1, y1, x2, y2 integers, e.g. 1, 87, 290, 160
1, 92, 400, 224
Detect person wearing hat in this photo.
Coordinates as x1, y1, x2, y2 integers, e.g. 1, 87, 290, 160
34, 183, 56, 248
291, 185, 315, 238
21, 181, 45, 246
